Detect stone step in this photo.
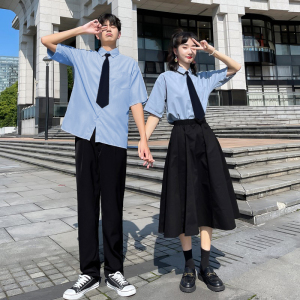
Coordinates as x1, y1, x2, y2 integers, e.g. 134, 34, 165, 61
1, 141, 300, 224
215, 133, 300, 139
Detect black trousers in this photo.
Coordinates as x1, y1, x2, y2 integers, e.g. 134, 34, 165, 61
75, 130, 127, 279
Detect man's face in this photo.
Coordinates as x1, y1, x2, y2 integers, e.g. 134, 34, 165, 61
96, 20, 121, 43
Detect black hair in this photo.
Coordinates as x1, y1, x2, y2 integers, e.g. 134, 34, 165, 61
167, 29, 198, 75
98, 13, 121, 32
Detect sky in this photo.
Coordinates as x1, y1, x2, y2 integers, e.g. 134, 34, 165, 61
0, 9, 19, 57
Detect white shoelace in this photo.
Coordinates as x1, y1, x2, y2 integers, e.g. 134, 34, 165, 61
73, 275, 91, 289
110, 271, 128, 286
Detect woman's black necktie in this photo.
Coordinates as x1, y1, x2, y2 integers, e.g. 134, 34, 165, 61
185, 71, 205, 120
96, 53, 111, 108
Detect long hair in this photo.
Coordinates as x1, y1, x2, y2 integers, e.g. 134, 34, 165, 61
167, 29, 198, 75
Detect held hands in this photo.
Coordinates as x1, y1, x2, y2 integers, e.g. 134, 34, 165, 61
191, 38, 215, 55
138, 139, 155, 169
82, 19, 104, 35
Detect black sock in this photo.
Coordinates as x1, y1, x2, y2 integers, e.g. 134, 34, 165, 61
200, 248, 210, 272
183, 249, 195, 269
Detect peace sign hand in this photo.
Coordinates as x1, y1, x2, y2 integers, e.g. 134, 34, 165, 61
191, 38, 215, 54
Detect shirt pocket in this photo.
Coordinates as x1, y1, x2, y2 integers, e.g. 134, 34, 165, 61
110, 71, 131, 89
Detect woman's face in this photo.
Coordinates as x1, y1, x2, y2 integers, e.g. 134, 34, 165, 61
174, 38, 197, 64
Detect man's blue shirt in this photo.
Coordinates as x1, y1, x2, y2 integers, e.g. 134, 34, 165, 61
47, 44, 147, 149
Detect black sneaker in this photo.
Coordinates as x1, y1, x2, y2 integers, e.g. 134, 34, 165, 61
198, 266, 225, 292
179, 267, 197, 293
63, 274, 99, 299
106, 271, 136, 297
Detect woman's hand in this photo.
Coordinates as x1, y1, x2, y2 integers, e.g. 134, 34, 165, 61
82, 19, 103, 35
191, 38, 215, 55
138, 140, 155, 169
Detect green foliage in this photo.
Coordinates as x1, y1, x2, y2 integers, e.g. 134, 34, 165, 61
67, 66, 74, 100
0, 81, 18, 127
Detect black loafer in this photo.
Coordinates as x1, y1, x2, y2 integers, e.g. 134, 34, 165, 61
179, 267, 196, 293
198, 266, 225, 292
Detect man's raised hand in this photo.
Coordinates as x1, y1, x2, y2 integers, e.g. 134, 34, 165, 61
82, 19, 103, 35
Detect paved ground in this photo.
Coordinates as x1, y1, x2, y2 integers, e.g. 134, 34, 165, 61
0, 156, 299, 300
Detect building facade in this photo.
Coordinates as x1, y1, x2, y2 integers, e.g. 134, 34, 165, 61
1, 0, 300, 135
0, 56, 18, 94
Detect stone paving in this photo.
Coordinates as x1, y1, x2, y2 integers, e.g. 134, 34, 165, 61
0, 156, 300, 300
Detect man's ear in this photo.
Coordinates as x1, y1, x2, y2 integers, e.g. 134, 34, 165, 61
117, 31, 121, 40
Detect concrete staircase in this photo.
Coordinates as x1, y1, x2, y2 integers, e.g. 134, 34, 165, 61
1, 139, 300, 225
34, 106, 300, 140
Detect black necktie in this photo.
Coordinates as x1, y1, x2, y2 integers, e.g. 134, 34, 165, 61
96, 53, 111, 108
185, 71, 205, 120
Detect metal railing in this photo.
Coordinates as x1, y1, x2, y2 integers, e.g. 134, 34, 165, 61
247, 92, 300, 106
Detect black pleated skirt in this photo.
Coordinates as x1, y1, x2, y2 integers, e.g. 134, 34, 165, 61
158, 118, 240, 238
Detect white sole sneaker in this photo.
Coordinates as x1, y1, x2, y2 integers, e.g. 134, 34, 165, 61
107, 282, 136, 297
63, 282, 99, 300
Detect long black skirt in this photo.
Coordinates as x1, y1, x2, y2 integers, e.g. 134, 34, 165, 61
158, 118, 240, 238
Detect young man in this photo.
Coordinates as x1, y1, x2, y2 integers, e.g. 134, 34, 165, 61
42, 14, 153, 299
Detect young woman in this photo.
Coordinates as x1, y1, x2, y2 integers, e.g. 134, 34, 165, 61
141, 30, 241, 294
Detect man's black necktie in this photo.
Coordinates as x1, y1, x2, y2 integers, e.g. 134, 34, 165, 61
185, 71, 205, 120
96, 53, 111, 108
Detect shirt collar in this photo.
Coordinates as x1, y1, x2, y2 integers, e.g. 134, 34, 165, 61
98, 46, 119, 58
176, 65, 194, 76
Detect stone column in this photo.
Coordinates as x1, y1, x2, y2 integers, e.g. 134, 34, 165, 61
110, 0, 138, 61
212, 4, 247, 105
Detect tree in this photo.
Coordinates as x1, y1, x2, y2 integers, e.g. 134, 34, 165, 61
67, 66, 74, 101
0, 81, 18, 127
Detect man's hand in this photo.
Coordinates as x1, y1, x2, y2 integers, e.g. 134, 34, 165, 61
82, 19, 103, 35
138, 139, 154, 169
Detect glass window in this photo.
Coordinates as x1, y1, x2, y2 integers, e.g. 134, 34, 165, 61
155, 62, 164, 73
138, 38, 145, 49
163, 26, 176, 38
198, 28, 211, 42
275, 44, 290, 55
291, 45, 300, 55
197, 21, 211, 28
267, 29, 273, 41
163, 39, 170, 51
144, 24, 162, 37
189, 20, 196, 27
252, 20, 265, 27
138, 23, 143, 36
275, 32, 281, 44
281, 32, 288, 43
199, 64, 207, 71
267, 22, 271, 29
180, 19, 188, 26
145, 62, 156, 73
277, 66, 292, 79
207, 65, 214, 71
145, 38, 162, 50
290, 32, 296, 44
162, 18, 178, 26
289, 25, 295, 32
262, 66, 277, 79
297, 33, 300, 44
144, 16, 161, 24
281, 25, 287, 32
242, 19, 251, 26
255, 66, 262, 76
292, 66, 300, 77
